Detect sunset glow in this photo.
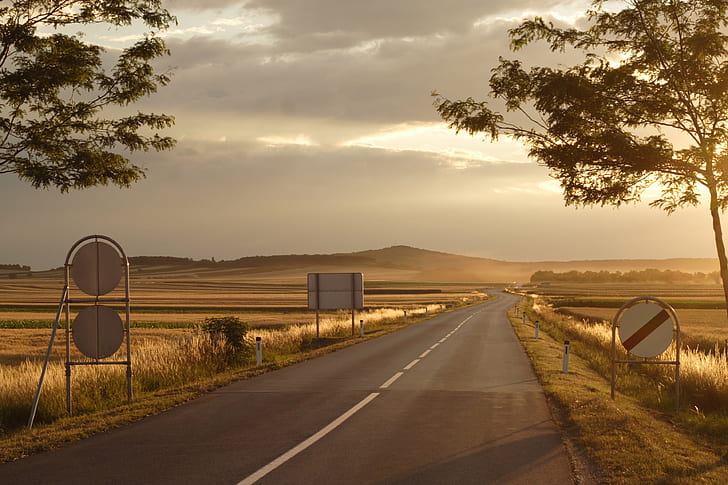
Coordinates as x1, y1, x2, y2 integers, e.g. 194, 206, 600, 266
0, 0, 717, 269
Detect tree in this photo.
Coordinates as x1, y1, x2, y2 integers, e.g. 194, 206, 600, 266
434, 0, 728, 315
0, 0, 176, 191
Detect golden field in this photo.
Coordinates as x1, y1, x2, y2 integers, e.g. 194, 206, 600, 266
525, 282, 728, 343
0, 269, 487, 365
0, 264, 489, 439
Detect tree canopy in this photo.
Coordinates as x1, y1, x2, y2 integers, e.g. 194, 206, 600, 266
434, 0, 728, 311
0, 0, 176, 191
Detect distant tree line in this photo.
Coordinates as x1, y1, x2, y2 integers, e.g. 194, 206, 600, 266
530, 269, 721, 284
129, 254, 375, 269
129, 256, 201, 266
0, 264, 31, 271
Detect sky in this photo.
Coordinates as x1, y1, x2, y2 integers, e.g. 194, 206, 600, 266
0, 0, 718, 270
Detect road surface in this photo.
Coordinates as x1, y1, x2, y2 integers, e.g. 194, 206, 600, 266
0, 292, 573, 484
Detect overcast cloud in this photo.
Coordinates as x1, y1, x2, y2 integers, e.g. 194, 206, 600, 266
0, 0, 717, 269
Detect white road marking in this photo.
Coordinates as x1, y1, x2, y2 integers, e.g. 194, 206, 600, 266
237, 392, 380, 485
238, 310, 481, 484
380, 372, 404, 389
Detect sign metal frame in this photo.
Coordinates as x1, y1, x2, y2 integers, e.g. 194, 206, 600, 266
611, 296, 681, 411
307, 272, 364, 338
28, 235, 132, 429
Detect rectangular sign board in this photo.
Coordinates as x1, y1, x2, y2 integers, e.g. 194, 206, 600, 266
308, 272, 364, 310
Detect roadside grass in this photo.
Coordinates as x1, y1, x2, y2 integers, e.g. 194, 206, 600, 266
558, 307, 728, 352
510, 295, 728, 484
0, 295, 487, 462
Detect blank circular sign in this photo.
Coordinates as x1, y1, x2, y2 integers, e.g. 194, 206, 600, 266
73, 305, 124, 359
618, 302, 674, 358
71, 241, 122, 296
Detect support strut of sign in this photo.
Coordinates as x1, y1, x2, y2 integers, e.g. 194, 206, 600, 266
611, 296, 681, 411
307, 273, 364, 340
28, 235, 131, 429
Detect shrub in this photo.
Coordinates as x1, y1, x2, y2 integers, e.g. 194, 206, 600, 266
201, 316, 251, 362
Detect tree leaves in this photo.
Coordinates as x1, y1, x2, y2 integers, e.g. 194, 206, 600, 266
434, 0, 728, 311
435, 0, 728, 211
0, 0, 176, 191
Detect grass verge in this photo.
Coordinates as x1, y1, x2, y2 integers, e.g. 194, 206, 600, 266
508, 299, 728, 484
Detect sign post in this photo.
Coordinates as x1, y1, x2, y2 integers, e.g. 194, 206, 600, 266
28, 235, 132, 429
307, 273, 364, 338
611, 296, 681, 410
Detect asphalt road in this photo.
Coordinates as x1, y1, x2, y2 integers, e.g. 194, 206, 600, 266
0, 292, 573, 484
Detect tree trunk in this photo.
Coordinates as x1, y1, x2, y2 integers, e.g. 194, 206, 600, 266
708, 186, 728, 319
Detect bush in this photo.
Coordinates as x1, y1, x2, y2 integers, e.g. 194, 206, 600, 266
201, 316, 251, 362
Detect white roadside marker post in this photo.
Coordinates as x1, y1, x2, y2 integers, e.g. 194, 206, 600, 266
404, 310, 407, 324
522, 313, 526, 325
255, 337, 262, 366
563, 340, 570, 373
360, 319, 364, 337
535, 321, 540, 339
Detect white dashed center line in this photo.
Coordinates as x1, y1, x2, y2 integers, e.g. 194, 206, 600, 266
236, 312, 480, 485
380, 372, 404, 389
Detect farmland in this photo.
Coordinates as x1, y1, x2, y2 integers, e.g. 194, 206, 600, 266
525, 282, 728, 344
0, 259, 490, 446
0, 266, 488, 365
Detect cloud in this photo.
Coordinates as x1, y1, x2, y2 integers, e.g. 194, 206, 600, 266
257, 134, 319, 147
11, 0, 706, 270
150, 26, 508, 128
244, 0, 574, 49
145, 0, 591, 137
340, 122, 531, 167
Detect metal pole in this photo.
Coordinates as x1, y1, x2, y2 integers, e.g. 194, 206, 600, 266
255, 337, 262, 365
28, 286, 68, 430
65, 363, 72, 416
124, 256, 132, 403
675, 312, 681, 411
351, 273, 356, 336
315, 274, 320, 339
64, 263, 72, 416
611, 321, 617, 399
562, 341, 570, 373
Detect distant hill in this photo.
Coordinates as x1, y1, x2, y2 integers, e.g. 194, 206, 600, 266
113, 245, 722, 283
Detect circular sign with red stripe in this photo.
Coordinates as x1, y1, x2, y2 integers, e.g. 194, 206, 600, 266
618, 301, 674, 358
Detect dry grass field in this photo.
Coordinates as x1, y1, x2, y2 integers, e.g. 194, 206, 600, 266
525, 282, 728, 344
559, 307, 728, 342
0, 270, 484, 326
0, 262, 489, 440
0, 269, 488, 405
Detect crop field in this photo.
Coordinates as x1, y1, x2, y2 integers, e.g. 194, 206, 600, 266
0, 269, 489, 440
526, 282, 728, 343
0, 272, 488, 371
0, 272, 490, 310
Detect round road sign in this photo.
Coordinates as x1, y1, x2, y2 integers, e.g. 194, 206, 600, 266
71, 241, 122, 296
72, 305, 124, 359
618, 301, 674, 358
